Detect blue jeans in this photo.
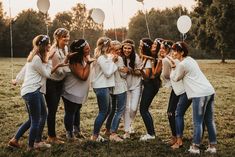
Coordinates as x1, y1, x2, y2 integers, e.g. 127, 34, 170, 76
62, 97, 82, 133
93, 88, 111, 136
14, 105, 31, 140
110, 92, 127, 133
105, 95, 114, 131
175, 93, 191, 137
192, 94, 217, 145
140, 79, 160, 135
22, 89, 47, 147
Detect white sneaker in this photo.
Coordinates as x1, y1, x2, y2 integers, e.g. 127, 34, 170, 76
139, 134, 155, 141
205, 146, 216, 154
34, 141, 51, 149
188, 145, 200, 154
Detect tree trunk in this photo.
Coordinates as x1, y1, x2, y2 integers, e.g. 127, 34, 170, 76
221, 49, 226, 63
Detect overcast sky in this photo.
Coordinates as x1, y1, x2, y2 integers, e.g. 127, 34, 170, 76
2, 0, 196, 29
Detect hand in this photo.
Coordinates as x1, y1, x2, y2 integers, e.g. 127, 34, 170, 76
85, 55, 96, 64
12, 79, 17, 86
119, 67, 129, 73
112, 54, 118, 63
127, 68, 134, 74
166, 56, 175, 67
63, 52, 77, 65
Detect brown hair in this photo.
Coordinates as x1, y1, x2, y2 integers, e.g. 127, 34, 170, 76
172, 41, 188, 57
27, 35, 50, 63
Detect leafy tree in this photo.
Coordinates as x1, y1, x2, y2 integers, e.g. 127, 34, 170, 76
12, 9, 48, 57
192, 0, 235, 62
70, 3, 103, 48
105, 28, 127, 41
0, 1, 9, 57
49, 11, 73, 39
127, 6, 189, 47
51, 3, 103, 52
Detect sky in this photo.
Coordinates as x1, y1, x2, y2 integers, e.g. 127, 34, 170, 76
2, 0, 196, 29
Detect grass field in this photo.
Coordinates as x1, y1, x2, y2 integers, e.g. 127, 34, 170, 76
0, 58, 234, 157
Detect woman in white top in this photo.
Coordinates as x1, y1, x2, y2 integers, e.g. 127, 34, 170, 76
171, 41, 217, 154
160, 40, 179, 145
62, 39, 92, 140
45, 28, 70, 144
90, 37, 118, 141
166, 56, 192, 149
9, 35, 68, 150
121, 39, 143, 139
105, 40, 128, 142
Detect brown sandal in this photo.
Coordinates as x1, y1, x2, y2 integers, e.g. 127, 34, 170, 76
171, 142, 183, 149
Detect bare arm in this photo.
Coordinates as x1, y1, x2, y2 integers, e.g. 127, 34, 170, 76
153, 59, 162, 76
70, 62, 90, 81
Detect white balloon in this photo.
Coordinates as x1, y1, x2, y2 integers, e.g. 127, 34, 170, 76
91, 8, 105, 24
37, 0, 50, 14
136, 0, 144, 2
177, 15, 192, 34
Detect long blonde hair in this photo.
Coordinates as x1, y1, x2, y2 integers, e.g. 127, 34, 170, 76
94, 37, 112, 59
27, 35, 50, 63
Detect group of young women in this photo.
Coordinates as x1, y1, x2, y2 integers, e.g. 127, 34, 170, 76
8, 27, 217, 154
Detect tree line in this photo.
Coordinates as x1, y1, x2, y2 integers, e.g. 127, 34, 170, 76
0, 0, 234, 61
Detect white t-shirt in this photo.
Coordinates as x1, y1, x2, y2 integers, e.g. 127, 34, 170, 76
62, 62, 90, 104
21, 55, 52, 96
126, 55, 142, 90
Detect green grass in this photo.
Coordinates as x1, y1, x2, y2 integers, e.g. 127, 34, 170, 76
0, 58, 235, 157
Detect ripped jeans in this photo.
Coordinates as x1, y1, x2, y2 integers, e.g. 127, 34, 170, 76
192, 94, 217, 145
167, 90, 179, 137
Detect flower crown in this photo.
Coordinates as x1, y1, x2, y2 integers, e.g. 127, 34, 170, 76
175, 42, 183, 49
122, 42, 135, 47
154, 38, 163, 44
162, 41, 172, 49
140, 40, 151, 48
74, 40, 88, 50
55, 28, 67, 35
38, 35, 49, 45
103, 39, 111, 46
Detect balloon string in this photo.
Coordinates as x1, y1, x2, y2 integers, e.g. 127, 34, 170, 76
111, 0, 117, 40
142, 2, 151, 39
181, 33, 187, 42
46, 13, 49, 36
9, 0, 14, 80
82, 1, 86, 38
121, 0, 124, 41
